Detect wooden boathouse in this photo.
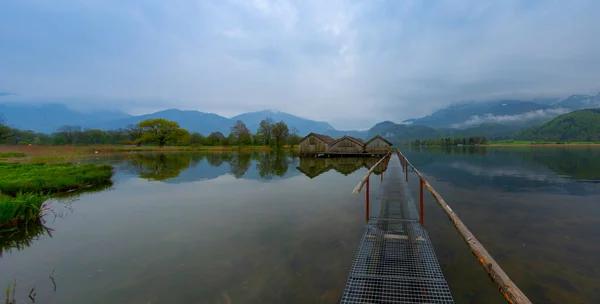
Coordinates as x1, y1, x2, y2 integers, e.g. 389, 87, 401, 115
365, 135, 393, 153
298, 133, 335, 154
299, 133, 393, 157
328, 136, 365, 154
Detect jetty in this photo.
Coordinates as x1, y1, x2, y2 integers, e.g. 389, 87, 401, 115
340, 149, 531, 304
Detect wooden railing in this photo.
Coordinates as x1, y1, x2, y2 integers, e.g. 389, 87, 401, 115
396, 149, 531, 304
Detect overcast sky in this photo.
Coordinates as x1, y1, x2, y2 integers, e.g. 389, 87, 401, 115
1, 0, 599, 129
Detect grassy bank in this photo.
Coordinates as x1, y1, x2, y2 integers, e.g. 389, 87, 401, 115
0, 163, 113, 196
0, 193, 47, 231
0, 162, 114, 229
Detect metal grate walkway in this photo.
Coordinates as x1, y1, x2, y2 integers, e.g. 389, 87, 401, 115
341, 155, 454, 303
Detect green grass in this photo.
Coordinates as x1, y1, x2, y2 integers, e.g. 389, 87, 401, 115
0, 163, 114, 229
0, 163, 113, 196
0, 193, 47, 229
0, 152, 26, 158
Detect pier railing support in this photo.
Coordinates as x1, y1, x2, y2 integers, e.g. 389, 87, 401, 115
395, 149, 532, 304
366, 177, 370, 222
419, 179, 424, 226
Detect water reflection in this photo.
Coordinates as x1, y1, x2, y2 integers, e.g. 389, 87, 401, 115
402, 146, 600, 195
296, 157, 388, 178
117, 151, 301, 182
0, 222, 53, 257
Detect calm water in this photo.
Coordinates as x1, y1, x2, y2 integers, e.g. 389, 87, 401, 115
1, 148, 599, 303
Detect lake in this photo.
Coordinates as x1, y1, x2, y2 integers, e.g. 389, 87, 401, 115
1, 147, 599, 303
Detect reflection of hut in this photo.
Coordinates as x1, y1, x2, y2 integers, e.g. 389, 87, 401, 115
296, 158, 332, 178
299, 133, 334, 155
330, 157, 364, 175
328, 136, 365, 154
363, 157, 389, 175
365, 135, 392, 153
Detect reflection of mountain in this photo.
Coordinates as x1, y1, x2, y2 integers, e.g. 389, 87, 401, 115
296, 157, 388, 179
117, 152, 302, 183
400, 147, 600, 195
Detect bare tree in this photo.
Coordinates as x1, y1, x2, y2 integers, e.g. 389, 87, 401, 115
257, 118, 274, 146
230, 120, 252, 145
288, 127, 300, 148
0, 114, 14, 142
57, 125, 81, 145
126, 124, 143, 145
271, 121, 289, 149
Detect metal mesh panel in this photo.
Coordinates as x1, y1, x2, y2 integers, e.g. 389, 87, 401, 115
341, 155, 454, 303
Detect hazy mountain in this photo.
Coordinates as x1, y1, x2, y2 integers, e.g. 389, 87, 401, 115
323, 129, 368, 140
367, 121, 440, 142
403, 100, 553, 128
553, 94, 600, 110
516, 108, 600, 142
0, 103, 130, 133
0, 103, 337, 136
91, 109, 232, 135
231, 110, 334, 135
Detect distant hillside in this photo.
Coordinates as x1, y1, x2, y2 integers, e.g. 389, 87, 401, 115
323, 129, 368, 140
231, 110, 334, 135
367, 121, 440, 143
516, 109, 600, 142
404, 94, 600, 129
0, 103, 337, 136
0, 103, 130, 133
553, 94, 600, 110
91, 109, 232, 135
404, 100, 552, 128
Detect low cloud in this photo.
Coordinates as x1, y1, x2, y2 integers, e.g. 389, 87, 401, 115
451, 108, 571, 128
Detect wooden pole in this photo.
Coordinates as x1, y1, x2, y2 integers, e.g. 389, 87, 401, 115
405, 158, 408, 182
352, 151, 392, 194
396, 150, 532, 304
366, 177, 370, 222
420, 179, 424, 226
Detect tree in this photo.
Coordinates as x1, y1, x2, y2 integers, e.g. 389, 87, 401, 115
138, 118, 186, 147
287, 127, 301, 148
57, 125, 82, 144
257, 118, 274, 146
207, 132, 225, 146
0, 115, 13, 143
271, 121, 289, 148
230, 120, 252, 146
189, 132, 206, 146
126, 124, 143, 145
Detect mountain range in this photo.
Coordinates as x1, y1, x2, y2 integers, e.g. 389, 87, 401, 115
1, 93, 599, 142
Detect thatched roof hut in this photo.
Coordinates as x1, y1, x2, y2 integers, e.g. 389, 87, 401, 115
365, 135, 392, 153
328, 136, 365, 154
299, 133, 334, 154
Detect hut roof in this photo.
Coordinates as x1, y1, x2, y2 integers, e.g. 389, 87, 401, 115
331, 135, 365, 147
365, 135, 393, 146
300, 132, 334, 144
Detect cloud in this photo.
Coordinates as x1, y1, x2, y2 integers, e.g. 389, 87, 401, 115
0, 92, 17, 97
451, 108, 572, 128
0, 0, 599, 129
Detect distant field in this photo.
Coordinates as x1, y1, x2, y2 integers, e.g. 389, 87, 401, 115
0, 144, 298, 164
484, 140, 600, 146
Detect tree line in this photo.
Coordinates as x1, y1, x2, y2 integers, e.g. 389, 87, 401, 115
0, 116, 302, 148
409, 136, 488, 146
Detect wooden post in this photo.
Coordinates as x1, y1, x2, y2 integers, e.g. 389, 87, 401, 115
405, 158, 408, 182
366, 177, 370, 222
420, 179, 424, 226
